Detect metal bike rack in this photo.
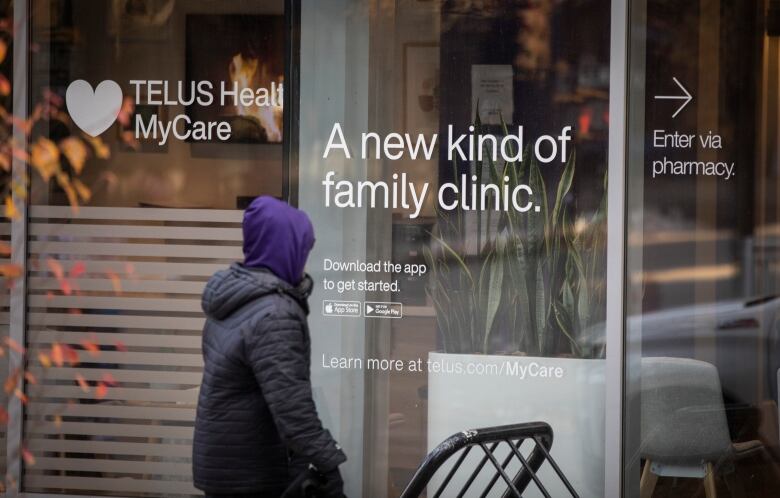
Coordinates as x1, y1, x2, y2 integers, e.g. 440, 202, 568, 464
400, 422, 579, 498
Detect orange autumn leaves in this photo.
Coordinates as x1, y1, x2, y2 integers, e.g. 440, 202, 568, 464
41, 342, 119, 400
0, 43, 133, 224
26, 136, 96, 213
0, 34, 135, 285
0, 38, 9, 98
45, 258, 85, 296
39, 258, 124, 298
0, 334, 127, 472
0, 89, 130, 220
0, 240, 17, 279
0, 26, 134, 486
0, 100, 128, 287
73, 372, 115, 400
0, 257, 128, 474
4, 334, 126, 402
44, 341, 79, 368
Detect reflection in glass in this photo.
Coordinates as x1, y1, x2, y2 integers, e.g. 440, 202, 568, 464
626, 0, 780, 496
327, 0, 613, 496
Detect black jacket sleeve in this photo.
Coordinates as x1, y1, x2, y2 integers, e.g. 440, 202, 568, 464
244, 302, 347, 472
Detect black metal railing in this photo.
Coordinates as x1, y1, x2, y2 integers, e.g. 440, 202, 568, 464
400, 422, 579, 498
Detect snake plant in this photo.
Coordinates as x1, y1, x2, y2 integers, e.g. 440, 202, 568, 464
423, 116, 606, 358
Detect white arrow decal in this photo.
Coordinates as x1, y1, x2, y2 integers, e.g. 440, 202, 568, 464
654, 77, 693, 118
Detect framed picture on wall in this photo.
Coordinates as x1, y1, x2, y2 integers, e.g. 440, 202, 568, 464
185, 14, 285, 145
403, 43, 439, 136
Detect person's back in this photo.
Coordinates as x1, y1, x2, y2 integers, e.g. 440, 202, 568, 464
193, 196, 346, 498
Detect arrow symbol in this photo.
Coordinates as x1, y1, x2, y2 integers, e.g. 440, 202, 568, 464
366, 304, 374, 314
654, 77, 693, 118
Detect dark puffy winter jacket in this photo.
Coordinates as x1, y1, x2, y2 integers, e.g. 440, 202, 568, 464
193, 263, 346, 494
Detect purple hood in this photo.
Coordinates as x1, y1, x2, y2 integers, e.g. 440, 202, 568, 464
242, 196, 315, 286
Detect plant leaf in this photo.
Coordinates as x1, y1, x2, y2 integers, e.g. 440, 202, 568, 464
428, 231, 474, 288
553, 299, 582, 357
482, 243, 505, 353
551, 149, 576, 234
528, 157, 548, 256
534, 263, 547, 355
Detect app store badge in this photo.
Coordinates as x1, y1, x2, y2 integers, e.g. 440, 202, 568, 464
364, 302, 403, 319
322, 300, 361, 317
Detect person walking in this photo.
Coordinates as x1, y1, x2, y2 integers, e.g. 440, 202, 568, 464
193, 196, 347, 498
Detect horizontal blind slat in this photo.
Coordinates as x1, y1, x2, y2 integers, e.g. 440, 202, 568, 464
28, 330, 201, 349
29, 241, 242, 259
28, 259, 224, 277
25, 422, 194, 439
26, 438, 192, 457
30, 205, 242, 222
29, 277, 207, 294
30, 223, 242, 241
23, 475, 198, 495
28, 312, 205, 330
27, 402, 195, 421
27, 457, 191, 476
33, 385, 198, 403
28, 348, 203, 367
28, 367, 201, 385
29, 295, 202, 312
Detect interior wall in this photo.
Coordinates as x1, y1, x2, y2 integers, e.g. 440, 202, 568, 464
60, 0, 285, 209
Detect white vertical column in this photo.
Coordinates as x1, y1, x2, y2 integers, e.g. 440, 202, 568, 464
605, 0, 629, 496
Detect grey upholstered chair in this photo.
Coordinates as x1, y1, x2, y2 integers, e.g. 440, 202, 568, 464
640, 357, 768, 498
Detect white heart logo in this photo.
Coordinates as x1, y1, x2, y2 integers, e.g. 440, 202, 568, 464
65, 80, 123, 137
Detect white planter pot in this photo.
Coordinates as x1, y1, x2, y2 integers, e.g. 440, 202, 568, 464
427, 352, 605, 498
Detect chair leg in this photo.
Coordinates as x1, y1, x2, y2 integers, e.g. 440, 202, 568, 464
640, 460, 658, 498
704, 462, 717, 498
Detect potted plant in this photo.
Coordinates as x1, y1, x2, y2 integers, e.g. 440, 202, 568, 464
422, 117, 607, 497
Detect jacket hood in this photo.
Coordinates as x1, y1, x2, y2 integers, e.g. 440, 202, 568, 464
242, 196, 315, 286
202, 263, 313, 320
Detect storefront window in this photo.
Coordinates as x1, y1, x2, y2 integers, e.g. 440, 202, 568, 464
624, 0, 780, 496
6, 0, 780, 496
299, 1, 610, 496
18, 1, 286, 496
0, 0, 617, 494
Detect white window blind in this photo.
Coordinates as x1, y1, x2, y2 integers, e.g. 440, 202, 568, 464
21, 206, 242, 497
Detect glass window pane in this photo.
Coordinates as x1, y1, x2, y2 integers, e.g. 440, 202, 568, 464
624, 0, 780, 496
19, 1, 285, 496
299, 1, 611, 496
29, 0, 286, 210
6, 0, 615, 496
